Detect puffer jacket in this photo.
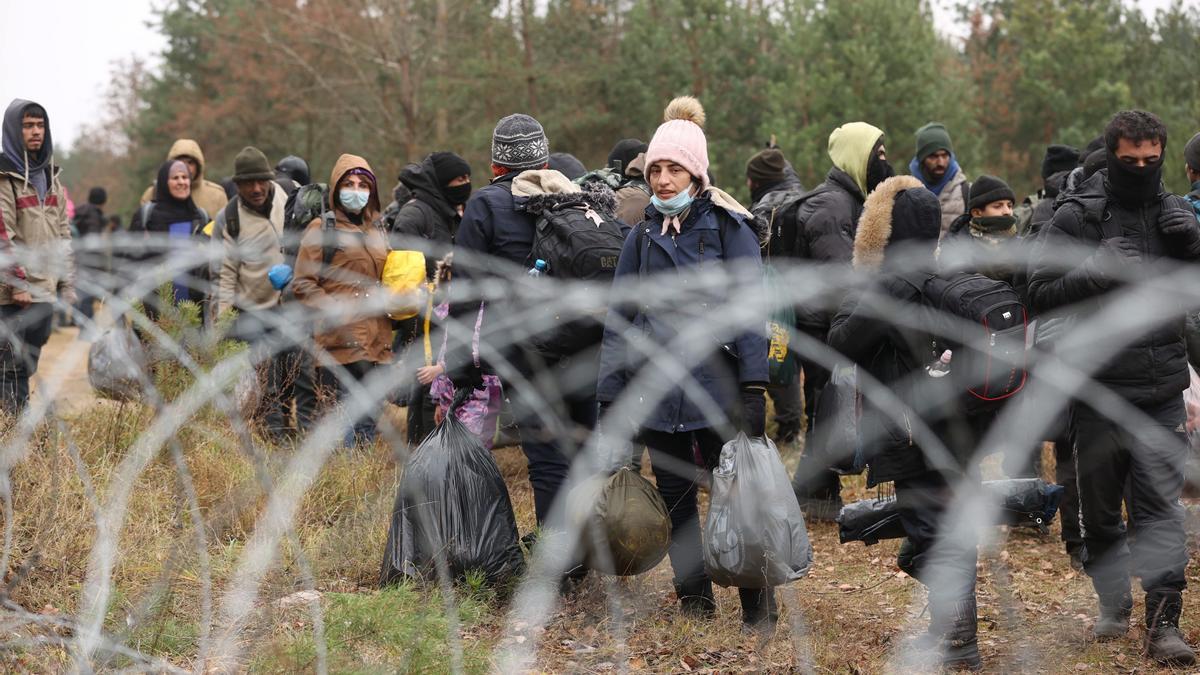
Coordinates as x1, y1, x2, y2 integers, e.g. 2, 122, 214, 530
784, 167, 862, 336
614, 153, 651, 227
139, 139, 229, 217
937, 169, 969, 234
1027, 170, 1199, 406
597, 191, 768, 433
291, 154, 393, 365
391, 154, 460, 276
0, 166, 72, 304
827, 176, 940, 486
212, 183, 287, 317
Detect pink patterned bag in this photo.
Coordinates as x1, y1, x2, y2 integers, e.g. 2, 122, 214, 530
429, 302, 503, 449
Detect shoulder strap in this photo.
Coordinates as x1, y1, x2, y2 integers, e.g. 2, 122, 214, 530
139, 202, 153, 230
222, 199, 240, 239
321, 212, 338, 267
961, 180, 970, 209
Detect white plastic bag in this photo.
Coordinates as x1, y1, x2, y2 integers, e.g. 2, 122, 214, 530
87, 323, 148, 401
703, 433, 812, 587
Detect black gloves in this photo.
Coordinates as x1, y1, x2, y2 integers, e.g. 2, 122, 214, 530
1085, 236, 1141, 289
739, 385, 767, 438
1159, 206, 1200, 257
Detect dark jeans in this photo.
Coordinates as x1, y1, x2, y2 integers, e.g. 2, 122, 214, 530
1071, 398, 1188, 598
510, 351, 598, 525
315, 360, 380, 445
640, 426, 775, 617
236, 312, 318, 438
791, 357, 842, 503
895, 469, 979, 606
0, 303, 54, 415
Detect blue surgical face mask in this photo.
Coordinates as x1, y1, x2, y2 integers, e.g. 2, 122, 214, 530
651, 185, 694, 216
338, 188, 370, 213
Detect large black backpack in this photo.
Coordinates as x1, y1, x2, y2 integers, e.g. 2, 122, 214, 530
923, 272, 1028, 411
753, 187, 805, 252
524, 196, 625, 355
528, 198, 625, 282
766, 184, 835, 259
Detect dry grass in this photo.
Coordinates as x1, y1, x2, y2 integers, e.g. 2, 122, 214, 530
2, 401, 1200, 673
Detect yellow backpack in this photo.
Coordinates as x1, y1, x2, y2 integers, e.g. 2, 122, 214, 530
381, 250, 427, 320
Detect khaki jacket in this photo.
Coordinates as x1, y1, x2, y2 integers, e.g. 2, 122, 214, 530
213, 183, 286, 317
0, 167, 73, 304
291, 154, 393, 365
938, 170, 969, 235
140, 139, 229, 217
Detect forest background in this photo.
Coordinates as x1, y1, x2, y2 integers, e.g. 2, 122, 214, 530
60, 0, 1200, 217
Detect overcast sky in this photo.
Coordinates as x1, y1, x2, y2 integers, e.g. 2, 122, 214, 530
1, 0, 1180, 152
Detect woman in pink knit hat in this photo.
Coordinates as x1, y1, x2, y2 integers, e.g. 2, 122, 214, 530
597, 97, 783, 629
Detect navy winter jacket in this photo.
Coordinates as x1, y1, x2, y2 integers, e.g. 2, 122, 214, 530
597, 194, 769, 433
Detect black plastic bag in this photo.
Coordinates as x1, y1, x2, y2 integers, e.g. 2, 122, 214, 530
704, 434, 812, 587
88, 322, 148, 401
568, 467, 671, 576
984, 478, 1065, 532
813, 365, 862, 475
379, 414, 525, 586
837, 498, 905, 545
838, 478, 1067, 545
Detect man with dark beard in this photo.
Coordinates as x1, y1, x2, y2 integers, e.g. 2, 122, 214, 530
909, 122, 969, 235
1028, 110, 1200, 667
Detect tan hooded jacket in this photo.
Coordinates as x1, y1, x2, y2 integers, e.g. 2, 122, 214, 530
291, 154, 393, 365
140, 139, 229, 217
0, 165, 73, 304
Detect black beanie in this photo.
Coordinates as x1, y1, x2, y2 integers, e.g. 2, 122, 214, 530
87, 187, 107, 205
889, 187, 942, 247
607, 138, 647, 173
1185, 132, 1200, 172
1083, 149, 1107, 178
429, 151, 471, 186
968, 175, 1016, 210
746, 148, 787, 184
548, 152, 587, 180
1080, 135, 1105, 164
1042, 145, 1079, 180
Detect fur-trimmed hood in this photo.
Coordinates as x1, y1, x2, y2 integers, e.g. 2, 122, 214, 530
513, 168, 619, 219
852, 175, 940, 270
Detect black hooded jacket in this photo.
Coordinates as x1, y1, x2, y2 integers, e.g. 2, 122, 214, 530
391, 155, 460, 275
1027, 170, 1200, 406
827, 176, 942, 486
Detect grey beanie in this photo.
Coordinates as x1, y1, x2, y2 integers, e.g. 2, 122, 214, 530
491, 113, 549, 170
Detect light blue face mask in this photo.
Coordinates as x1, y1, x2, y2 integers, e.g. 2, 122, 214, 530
651, 186, 694, 216
338, 188, 370, 213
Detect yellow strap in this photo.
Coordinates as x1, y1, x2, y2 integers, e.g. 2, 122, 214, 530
422, 283, 434, 367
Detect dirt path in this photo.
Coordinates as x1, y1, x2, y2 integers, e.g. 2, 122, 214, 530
30, 325, 98, 416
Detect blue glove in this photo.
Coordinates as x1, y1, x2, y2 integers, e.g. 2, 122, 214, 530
268, 263, 293, 290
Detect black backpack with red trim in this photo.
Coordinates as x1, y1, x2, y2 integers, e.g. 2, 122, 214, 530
923, 272, 1028, 411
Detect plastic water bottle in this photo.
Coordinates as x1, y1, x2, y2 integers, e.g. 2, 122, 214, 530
527, 259, 548, 278
928, 349, 952, 378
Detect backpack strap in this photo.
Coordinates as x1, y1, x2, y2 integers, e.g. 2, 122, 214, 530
139, 202, 154, 231
960, 180, 970, 212
222, 199, 240, 240
321, 211, 338, 268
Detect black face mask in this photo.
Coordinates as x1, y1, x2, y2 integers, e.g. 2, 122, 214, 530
866, 156, 895, 194
442, 182, 471, 207
1105, 150, 1163, 207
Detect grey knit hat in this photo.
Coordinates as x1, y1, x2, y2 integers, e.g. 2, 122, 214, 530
491, 114, 549, 170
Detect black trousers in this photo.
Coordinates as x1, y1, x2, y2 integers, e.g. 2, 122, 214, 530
640, 427, 774, 616
767, 377, 802, 442
509, 350, 597, 526
790, 357, 842, 502
405, 378, 438, 446
1071, 398, 1188, 599
314, 360, 380, 442
0, 303, 54, 415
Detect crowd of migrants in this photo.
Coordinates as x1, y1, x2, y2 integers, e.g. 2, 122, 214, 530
4, 92, 1200, 670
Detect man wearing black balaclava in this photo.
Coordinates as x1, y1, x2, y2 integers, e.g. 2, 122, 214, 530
1028, 110, 1200, 667
391, 151, 471, 269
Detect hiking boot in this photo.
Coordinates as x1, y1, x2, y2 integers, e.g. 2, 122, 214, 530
940, 598, 982, 671
798, 497, 843, 522
1146, 591, 1196, 667
740, 587, 778, 632
676, 579, 716, 619
1093, 592, 1132, 641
